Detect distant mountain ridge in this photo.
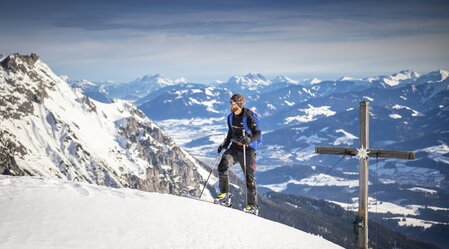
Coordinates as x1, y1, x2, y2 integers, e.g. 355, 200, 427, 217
61, 76, 113, 103
107, 73, 191, 101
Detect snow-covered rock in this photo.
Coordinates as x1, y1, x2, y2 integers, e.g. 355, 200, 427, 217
0, 53, 208, 198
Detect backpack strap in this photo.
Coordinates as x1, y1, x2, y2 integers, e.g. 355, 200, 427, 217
242, 115, 251, 136
229, 110, 261, 149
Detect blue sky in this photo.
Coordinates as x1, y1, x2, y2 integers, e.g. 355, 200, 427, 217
1, 0, 449, 83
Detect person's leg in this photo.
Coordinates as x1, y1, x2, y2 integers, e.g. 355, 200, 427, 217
237, 149, 257, 206
217, 149, 235, 194
245, 150, 257, 206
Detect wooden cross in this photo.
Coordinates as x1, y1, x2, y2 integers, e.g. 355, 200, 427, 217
315, 101, 415, 249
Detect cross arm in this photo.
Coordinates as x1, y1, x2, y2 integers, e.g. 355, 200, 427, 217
315, 146, 357, 156
315, 146, 416, 160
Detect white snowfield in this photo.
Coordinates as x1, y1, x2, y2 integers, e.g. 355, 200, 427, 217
0, 176, 342, 249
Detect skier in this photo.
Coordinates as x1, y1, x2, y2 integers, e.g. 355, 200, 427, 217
215, 93, 262, 215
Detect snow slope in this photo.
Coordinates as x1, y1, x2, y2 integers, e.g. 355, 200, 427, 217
0, 175, 342, 249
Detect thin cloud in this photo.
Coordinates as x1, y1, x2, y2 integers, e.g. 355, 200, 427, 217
1, 0, 448, 82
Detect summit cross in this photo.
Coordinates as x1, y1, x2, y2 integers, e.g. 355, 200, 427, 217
315, 101, 415, 249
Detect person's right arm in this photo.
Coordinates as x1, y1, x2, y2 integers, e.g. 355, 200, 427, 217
218, 115, 232, 152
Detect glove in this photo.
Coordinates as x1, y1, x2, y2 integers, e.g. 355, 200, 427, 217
217, 144, 225, 154
239, 136, 251, 145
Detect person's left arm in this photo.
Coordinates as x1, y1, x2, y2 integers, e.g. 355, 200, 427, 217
246, 114, 261, 143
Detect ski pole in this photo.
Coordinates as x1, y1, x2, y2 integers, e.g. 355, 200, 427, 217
243, 141, 248, 207
199, 151, 222, 199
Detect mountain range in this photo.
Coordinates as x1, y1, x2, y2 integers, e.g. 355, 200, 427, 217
92, 66, 448, 248
1, 53, 447, 249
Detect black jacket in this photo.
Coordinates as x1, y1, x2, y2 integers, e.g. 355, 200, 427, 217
222, 108, 261, 151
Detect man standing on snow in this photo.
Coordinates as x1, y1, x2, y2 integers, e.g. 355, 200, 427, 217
215, 93, 262, 215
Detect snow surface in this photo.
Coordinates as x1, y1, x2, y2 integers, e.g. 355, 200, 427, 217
375, 160, 444, 187
385, 217, 448, 230
392, 104, 423, 117
382, 70, 419, 86
284, 104, 336, 124
418, 143, 449, 164
333, 129, 358, 146
330, 197, 418, 216
0, 176, 342, 249
155, 117, 227, 157
260, 174, 360, 192
308, 78, 322, 84
330, 199, 449, 229
389, 114, 402, 119
337, 76, 357, 81
407, 187, 437, 195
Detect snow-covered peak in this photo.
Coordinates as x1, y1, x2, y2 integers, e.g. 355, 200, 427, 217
109, 73, 189, 100
226, 73, 272, 91
227, 73, 271, 85
1, 53, 45, 75
309, 78, 322, 84
136, 73, 174, 86
363, 70, 420, 87
1, 53, 40, 69
438, 69, 449, 80
0, 175, 343, 249
0, 53, 63, 112
337, 76, 357, 82
298, 78, 322, 85
381, 70, 420, 86
245, 72, 268, 81
417, 69, 449, 83
174, 77, 189, 84
398, 69, 420, 78
272, 75, 299, 84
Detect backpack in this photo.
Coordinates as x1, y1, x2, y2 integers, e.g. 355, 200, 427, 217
229, 111, 263, 149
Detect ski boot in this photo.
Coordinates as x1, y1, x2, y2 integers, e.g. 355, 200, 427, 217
243, 204, 259, 216
214, 192, 232, 207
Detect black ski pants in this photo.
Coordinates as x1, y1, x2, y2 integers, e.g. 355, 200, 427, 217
218, 146, 257, 206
